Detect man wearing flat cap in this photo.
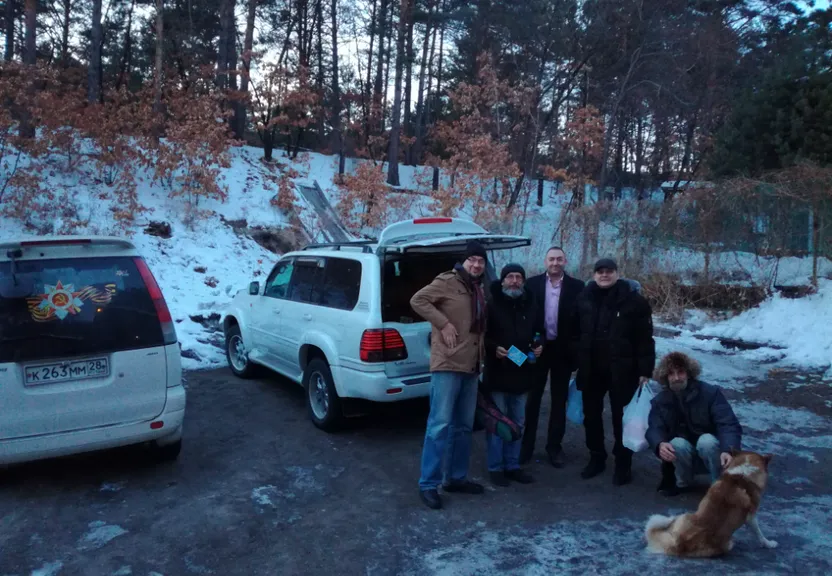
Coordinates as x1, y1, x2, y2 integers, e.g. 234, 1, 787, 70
570, 257, 656, 486
410, 240, 489, 510
482, 263, 543, 487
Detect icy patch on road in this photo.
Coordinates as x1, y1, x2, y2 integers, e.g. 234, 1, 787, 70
733, 401, 828, 432
100, 481, 126, 493
285, 466, 326, 493
404, 496, 832, 575
111, 567, 132, 576
31, 561, 63, 576
251, 485, 296, 509
77, 520, 128, 551
732, 400, 832, 462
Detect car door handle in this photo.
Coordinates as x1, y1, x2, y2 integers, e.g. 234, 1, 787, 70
303, 313, 312, 321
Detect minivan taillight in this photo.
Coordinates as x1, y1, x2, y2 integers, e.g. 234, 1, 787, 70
360, 329, 408, 362
134, 257, 177, 345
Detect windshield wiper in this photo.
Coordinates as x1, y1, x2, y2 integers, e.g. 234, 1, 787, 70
6, 248, 22, 286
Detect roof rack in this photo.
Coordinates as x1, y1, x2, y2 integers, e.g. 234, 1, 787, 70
301, 240, 376, 253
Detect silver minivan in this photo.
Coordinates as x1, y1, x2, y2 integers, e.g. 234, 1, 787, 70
0, 236, 186, 465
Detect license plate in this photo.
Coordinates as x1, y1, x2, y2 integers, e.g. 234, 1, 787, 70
24, 358, 110, 386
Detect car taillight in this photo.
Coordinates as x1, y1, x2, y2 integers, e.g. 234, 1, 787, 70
412, 217, 453, 224
360, 329, 408, 363
134, 257, 177, 345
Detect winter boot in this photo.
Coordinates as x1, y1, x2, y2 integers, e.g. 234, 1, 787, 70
580, 453, 606, 479
657, 462, 680, 497
612, 452, 633, 486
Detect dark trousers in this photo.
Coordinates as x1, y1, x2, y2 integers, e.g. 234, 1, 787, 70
582, 375, 633, 468
522, 340, 572, 458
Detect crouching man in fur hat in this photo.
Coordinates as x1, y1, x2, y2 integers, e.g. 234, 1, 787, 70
646, 351, 743, 497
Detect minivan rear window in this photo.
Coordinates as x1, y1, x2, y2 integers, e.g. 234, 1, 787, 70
0, 256, 165, 364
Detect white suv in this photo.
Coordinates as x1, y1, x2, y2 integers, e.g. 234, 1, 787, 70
0, 236, 186, 465
221, 218, 530, 431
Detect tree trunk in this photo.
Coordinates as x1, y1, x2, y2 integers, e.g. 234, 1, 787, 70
153, 0, 164, 139
216, 0, 229, 89
88, 0, 103, 103
23, 0, 34, 65
614, 112, 625, 200
363, 0, 376, 146
403, 11, 413, 142
216, 0, 235, 90
4, 0, 14, 61
635, 115, 645, 200
372, 0, 388, 127
236, 0, 257, 140
330, 0, 344, 174
115, 0, 136, 90
314, 0, 324, 144
60, 0, 71, 66
260, 128, 275, 161
537, 178, 543, 207
19, 0, 36, 139
226, 1, 239, 131
380, 2, 393, 133
386, 0, 409, 186
408, 1, 433, 165
435, 1, 445, 105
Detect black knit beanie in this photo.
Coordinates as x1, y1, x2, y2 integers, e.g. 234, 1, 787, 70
500, 263, 526, 281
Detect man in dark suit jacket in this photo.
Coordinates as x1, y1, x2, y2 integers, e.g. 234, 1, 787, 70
520, 246, 585, 467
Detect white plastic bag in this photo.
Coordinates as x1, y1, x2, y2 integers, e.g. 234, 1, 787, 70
622, 381, 658, 452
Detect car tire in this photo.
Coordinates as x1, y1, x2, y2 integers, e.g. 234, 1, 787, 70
151, 439, 182, 462
303, 357, 343, 432
225, 324, 257, 378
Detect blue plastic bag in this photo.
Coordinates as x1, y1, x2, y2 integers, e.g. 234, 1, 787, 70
566, 377, 583, 425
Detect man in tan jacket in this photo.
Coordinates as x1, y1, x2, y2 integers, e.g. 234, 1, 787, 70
410, 240, 488, 510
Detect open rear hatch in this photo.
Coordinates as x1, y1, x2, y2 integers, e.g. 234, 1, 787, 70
0, 239, 175, 440
378, 218, 530, 380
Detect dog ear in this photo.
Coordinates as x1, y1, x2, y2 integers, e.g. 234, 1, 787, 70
763, 454, 773, 463
730, 447, 740, 457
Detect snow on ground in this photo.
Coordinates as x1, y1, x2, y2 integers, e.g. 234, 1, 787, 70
696, 280, 832, 376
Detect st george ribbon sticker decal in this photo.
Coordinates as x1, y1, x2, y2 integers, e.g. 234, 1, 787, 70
27, 281, 117, 322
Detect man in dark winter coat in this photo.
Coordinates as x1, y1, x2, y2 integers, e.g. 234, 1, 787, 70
647, 351, 743, 497
521, 246, 585, 468
483, 264, 543, 487
571, 258, 655, 485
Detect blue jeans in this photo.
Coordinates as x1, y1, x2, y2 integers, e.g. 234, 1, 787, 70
486, 392, 527, 472
670, 434, 722, 487
419, 371, 479, 491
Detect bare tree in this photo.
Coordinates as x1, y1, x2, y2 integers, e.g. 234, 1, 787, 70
88, 0, 103, 103
237, 0, 258, 140
387, 0, 410, 186
330, 0, 344, 174
153, 0, 164, 139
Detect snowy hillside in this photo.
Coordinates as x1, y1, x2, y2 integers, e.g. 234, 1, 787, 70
1, 144, 830, 378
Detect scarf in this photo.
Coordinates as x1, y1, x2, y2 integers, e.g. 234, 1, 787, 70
454, 263, 486, 333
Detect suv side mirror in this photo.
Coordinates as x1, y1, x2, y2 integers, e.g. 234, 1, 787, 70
249, 281, 260, 295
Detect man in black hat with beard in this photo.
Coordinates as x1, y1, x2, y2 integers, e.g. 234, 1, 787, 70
571, 258, 656, 485
482, 263, 543, 487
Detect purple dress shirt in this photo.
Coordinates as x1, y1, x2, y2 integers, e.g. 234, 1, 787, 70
544, 275, 563, 340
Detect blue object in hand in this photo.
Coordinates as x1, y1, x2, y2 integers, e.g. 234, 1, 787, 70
527, 332, 543, 364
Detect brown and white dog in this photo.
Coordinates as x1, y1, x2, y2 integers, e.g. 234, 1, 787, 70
644, 450, 778, 558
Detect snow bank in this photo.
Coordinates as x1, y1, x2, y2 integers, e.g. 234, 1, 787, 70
697, 280, 832, 374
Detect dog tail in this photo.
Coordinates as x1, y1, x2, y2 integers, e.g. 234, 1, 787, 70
644, 514, 677, 554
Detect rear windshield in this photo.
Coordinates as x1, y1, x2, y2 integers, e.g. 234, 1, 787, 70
0, 256, 164, 364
